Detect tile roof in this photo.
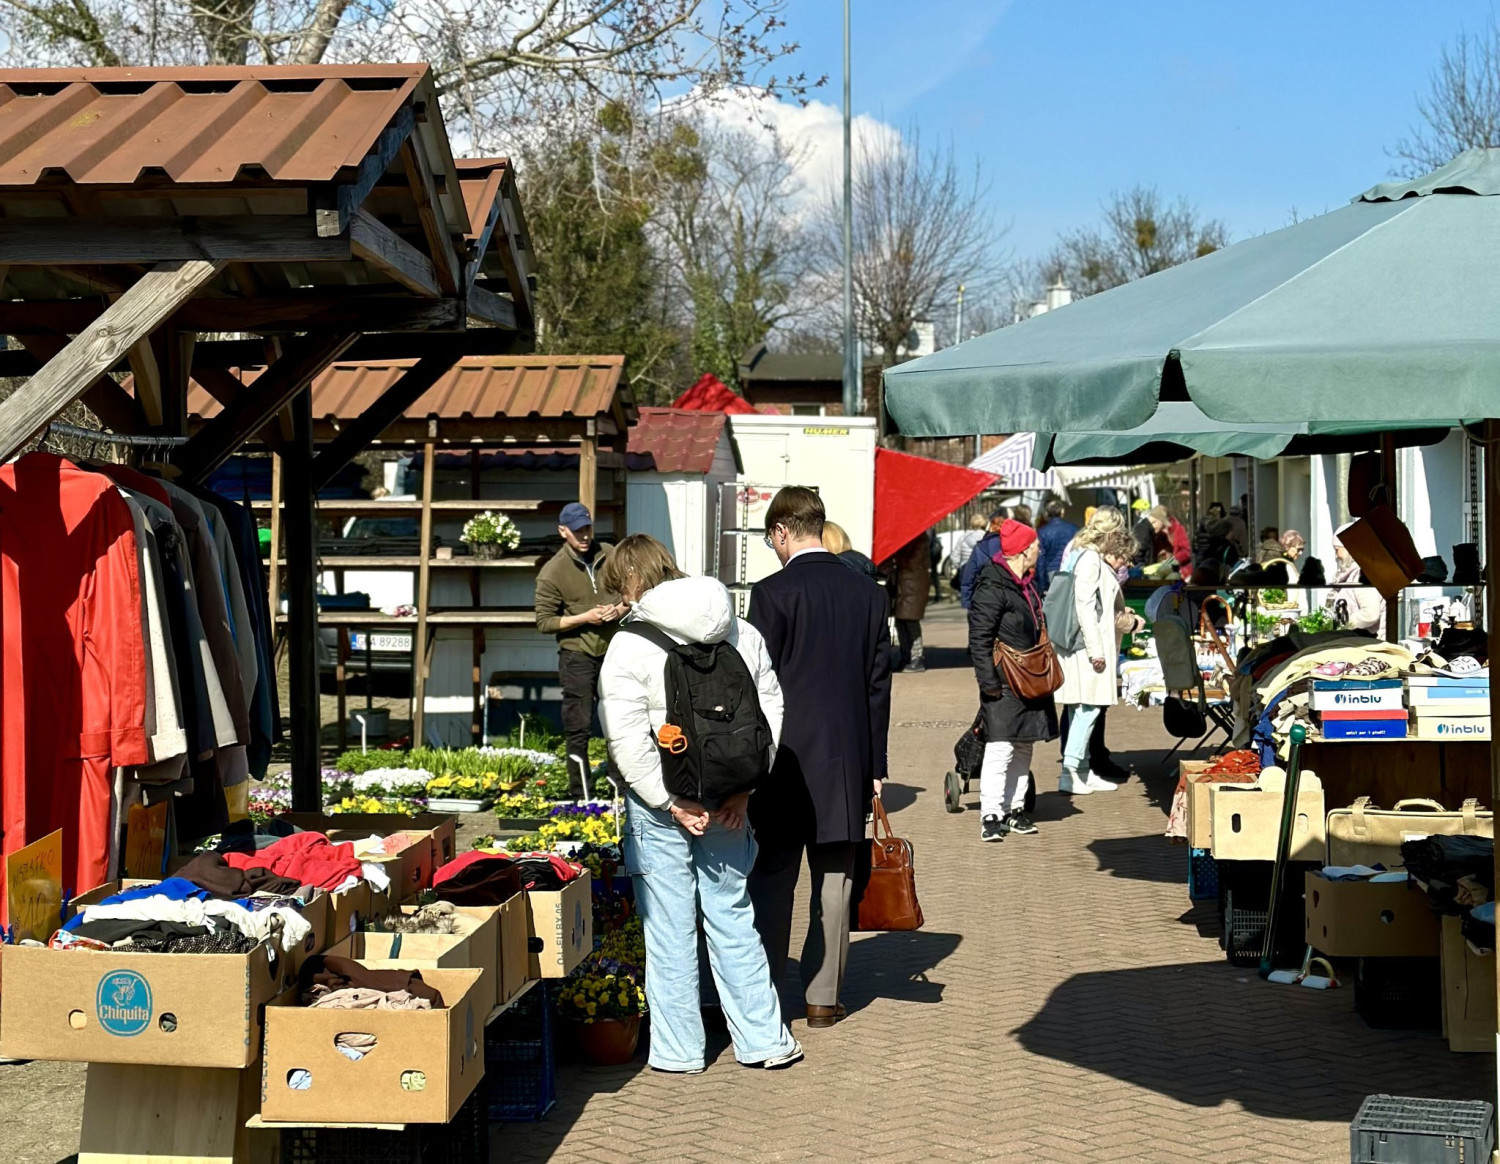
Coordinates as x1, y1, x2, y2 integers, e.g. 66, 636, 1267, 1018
0, 66, 426, 186
626, 407, 728, 474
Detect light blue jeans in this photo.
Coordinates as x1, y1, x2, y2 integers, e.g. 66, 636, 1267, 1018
623, 793, 796, 1071
1062, 703, 1104, 771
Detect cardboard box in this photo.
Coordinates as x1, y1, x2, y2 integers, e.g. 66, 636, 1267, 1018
1311, 681, 1404, 712
1411, 715, 1491, 741
277, 812, 459, 901
285, 891, 332, 972
527, 873, 592, 979
261, 967, 485, 1124
1, 938, 288, 1067
1319, 708, 1408, 721
365, 906, 502, 1013
327, 882, 372, 941
1304, 872, 1440, 958
1409, 699, 1496, 715
1441, 914, 1496, 1053
1181, 760, 1215, 850
1318, 718, 1408, 740
1407, 684, 1489, 704
497, 893, 531, 1005
1209, 770, 1325, 861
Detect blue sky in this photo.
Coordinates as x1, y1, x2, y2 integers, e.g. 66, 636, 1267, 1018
780, 0, 1490, 262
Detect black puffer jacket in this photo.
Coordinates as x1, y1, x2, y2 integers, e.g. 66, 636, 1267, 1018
968, 562, 1060, 743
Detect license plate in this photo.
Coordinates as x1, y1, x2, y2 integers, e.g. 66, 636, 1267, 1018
348, 632, 413, 653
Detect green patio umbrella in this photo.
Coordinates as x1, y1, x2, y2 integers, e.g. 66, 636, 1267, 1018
886, 149, 1500, 438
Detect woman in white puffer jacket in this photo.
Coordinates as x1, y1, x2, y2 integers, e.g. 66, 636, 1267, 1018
597, 534, 802, 1075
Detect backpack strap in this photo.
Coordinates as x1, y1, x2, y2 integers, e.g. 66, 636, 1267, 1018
620, 621, 681, 653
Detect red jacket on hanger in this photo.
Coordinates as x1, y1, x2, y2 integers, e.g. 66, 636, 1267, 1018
0, 453, 150, 914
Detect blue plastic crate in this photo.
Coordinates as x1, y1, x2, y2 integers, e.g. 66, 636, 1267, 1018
486, 983, 556, 1122
1188, 847, 1219, 902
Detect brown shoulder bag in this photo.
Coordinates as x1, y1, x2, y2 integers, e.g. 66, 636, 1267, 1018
993, 621, 1065, 699
853, 796, 924, 932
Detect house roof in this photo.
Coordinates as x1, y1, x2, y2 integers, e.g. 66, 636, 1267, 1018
626, 407, 728, 474
738, 347, 842, 383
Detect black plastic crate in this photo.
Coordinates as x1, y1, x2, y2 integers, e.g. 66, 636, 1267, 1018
487, 982, 556, 1122
1188, 847, 1219, 902
279, 1085, 489, 1164
1354, 958, 1442, 1031
1222, 887, 1268, 966
1352, 1094, 1495, 1163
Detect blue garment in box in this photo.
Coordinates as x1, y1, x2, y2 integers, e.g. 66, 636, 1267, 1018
1320, 718, 1408, 740
61, 877, 217, 932
1311, 678, 1402, 691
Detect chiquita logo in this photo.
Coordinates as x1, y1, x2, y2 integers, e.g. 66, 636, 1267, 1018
96, 970, 152, 1036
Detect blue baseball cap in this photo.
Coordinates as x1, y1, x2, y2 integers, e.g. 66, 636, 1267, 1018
558, 502, 593, 531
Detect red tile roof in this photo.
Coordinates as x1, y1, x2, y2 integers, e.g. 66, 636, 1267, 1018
627, 407, 728, 474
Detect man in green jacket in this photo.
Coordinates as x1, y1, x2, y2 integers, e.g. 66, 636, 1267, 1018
534, 502, 624, 800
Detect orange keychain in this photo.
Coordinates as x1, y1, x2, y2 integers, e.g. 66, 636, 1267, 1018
656, 724, 688, 754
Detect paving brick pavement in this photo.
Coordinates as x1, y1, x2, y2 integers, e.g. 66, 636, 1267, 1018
497, 604, 1494, 1164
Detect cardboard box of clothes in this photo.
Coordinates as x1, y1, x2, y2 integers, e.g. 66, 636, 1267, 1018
1181, 760, 1215, 850
1440, 914, 1496, 1053
1304, 871, 1439, 958
498, 894, 531, 1004
398, 901, 509, 1013
277, 813, 458, 902
528, 874, 593, 979
1209, 770, 1325, 862
260, 966, 485, 1124
334, 910, 501, 1015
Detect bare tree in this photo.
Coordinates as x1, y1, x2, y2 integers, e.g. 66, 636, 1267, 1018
1043, 185, 1228, 299
0, 0, 819, 149
811, 127, 1003, 369
1392, 20, 1500, 177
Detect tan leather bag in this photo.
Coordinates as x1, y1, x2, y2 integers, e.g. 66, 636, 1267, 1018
992, 623, 1064, 699
853, 797, 924, 932
1325, 797, 1493, 868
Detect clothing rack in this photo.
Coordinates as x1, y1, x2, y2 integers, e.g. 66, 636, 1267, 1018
45, 422, 189, 448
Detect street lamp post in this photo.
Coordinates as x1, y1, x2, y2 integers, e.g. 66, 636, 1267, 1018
841, 0, 858, 417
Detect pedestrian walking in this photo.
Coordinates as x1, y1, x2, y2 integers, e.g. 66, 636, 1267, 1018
1034, 497, 1078, 593
533, 502, 625, 800
883, 530, 931, 672
821, 520, 880, 581
967, 519, 1057, 841
747, 486, 892, 1029
597, 535, 803, 1073
1054, 507, 1142, 796
959, 510, 1006, 609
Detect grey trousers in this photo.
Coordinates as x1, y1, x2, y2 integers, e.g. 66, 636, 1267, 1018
748, 840, 856, 1008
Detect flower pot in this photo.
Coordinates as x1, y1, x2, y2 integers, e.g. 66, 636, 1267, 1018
469, 541, 501, 560
571, 1015, 641, 1065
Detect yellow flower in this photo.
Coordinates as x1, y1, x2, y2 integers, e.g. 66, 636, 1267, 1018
618, 992, 629, 1006
586, 1002, 596, 1016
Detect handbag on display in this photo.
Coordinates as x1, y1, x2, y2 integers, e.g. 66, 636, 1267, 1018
993, 623, 1064, 699
1335, 507, 1423, 600
853, 796, 924, 932
1162, 694, 1208, 739
1325, 797, 1494, 869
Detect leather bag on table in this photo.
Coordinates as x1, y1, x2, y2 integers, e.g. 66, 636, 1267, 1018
1325, 797, 1494, 869
1335, 506, 1424, 600
853, 796, 924, 932
993, 623, 1064, 699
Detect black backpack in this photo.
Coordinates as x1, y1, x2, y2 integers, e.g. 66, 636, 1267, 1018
622, 622, 773, 807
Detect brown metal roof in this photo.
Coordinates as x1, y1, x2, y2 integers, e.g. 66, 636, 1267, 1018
627, 408, 728, 475
0, 67, 426, 186
186, 355, 634, 437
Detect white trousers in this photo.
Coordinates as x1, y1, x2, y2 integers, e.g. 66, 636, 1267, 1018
979, 740, 1033, 819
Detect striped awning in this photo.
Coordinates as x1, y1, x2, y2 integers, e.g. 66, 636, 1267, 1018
968, 432, 1061, 490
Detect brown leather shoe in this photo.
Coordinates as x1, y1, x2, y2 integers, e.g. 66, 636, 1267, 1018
805, 1004, 847, 1028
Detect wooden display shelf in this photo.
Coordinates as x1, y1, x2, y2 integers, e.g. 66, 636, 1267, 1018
280, 555, 543, 569
279, 610, 534, 626
244, 982, 539, 1134
254, 498, 624, 515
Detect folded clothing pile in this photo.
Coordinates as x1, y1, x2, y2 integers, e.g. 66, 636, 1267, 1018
299, 954, 445, 1010
432, 850, 583, 904
223, 832, 364, 892
1400, 834, 1494, 915
58, 876, 314, 954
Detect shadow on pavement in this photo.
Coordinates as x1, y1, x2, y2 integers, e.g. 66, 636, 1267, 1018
1086, 834, 1183, 884
919, 644, 972, 671
877, 780, 920, 813
780, 930, 962, 1020
1013, 960, 1494, 1122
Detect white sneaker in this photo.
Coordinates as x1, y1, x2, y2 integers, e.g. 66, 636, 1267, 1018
760, 1040, 804, 1070
1084, 772, 1119, 792
1058, 769, 1093, 795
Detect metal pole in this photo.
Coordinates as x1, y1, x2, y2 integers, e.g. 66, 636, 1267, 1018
841, 0, 857, 417
956, 283, 965, 343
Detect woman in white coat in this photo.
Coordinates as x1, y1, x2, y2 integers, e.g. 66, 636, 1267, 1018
1055, 507, 1143, 794
597, 534, 802, 1075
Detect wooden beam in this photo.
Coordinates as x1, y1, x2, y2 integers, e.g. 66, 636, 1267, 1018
0, 294, 467, 337
283, 391, 322, 809
348, 210, 439, 298
308, 352, 461, 492
177, 329, 357, 483
493, 174, 536, 329
0, 216, 350, 265
128, 338, 164, 427
412, 430, 437, 747
315, 104, 416, 238
400, 138, 461, 296
466, 282, 517, 329
266, 452, 283, 637
0, 261, 220, 462
193, 365, 285, 452
14, 333, 147, 435
160, 328, 193, 437
578, 426, 598, 515
191, 326, 521, 369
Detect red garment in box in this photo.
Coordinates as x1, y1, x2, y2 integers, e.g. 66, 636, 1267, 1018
1318, 708, 1409, 721
225, 831, 362, 890
0, 453, 150, 915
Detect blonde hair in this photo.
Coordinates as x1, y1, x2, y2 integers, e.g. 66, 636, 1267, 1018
821, 521, 853, 555
969, 513, 988, 530
1074, 505, 1134, 560
600, 534, 685, 597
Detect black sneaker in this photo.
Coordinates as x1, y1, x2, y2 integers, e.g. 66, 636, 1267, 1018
1004, 812, 1039, 836
979, 814, 1006, 842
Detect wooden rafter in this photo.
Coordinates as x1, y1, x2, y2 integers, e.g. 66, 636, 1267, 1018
0, 217, 352, 265
346, 210, 440, 298
400, 138, 461, 296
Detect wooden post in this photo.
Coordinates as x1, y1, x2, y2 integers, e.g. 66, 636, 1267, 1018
470, 448, 484, 746
267, 453, 283, 622
412, 427, 437, 747
283, 390, 322, 811
0, 260, 220, 461
336, 626, 349, 754
1484, 421, 1500, 1104
1380, 432, 1400, 643
579, 419, 598, 514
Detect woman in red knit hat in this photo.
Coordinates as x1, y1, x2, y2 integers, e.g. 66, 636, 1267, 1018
966, 519, 1059, 842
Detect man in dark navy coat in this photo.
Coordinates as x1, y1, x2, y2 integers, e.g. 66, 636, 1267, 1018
747, 486, 892, 1028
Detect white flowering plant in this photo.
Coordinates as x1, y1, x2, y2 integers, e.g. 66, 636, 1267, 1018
461, 511, 520, 549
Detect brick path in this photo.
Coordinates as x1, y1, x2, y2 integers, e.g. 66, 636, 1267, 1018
502, 604, 1494, 1164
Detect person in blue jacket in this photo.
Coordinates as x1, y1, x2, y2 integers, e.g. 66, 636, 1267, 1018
959, 510, 1006, 609
1034, 498, 1079, 594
